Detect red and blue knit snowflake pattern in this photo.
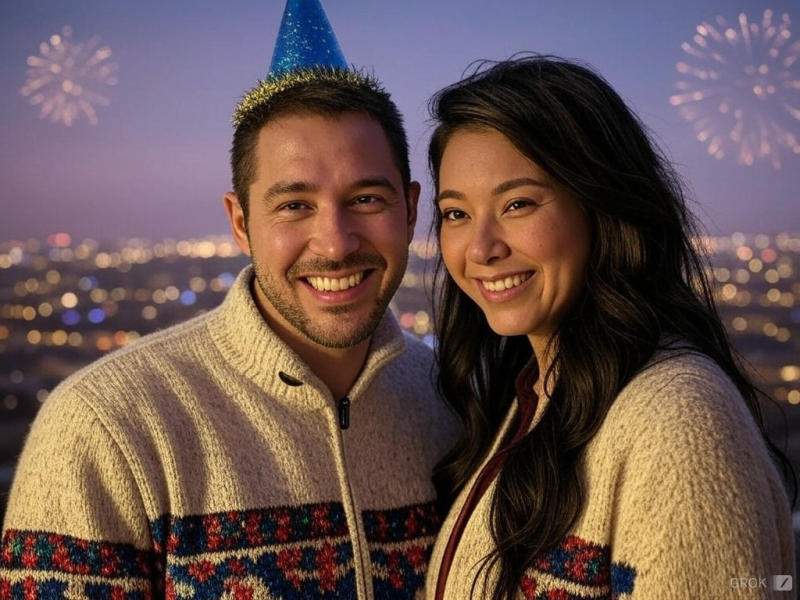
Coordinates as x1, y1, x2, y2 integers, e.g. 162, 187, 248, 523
0, 501, 443, 599
151, 501, 349, 556
519, 535, 636, 599
363, 502, 441, 600
1, 530, 151, 578
1, 577, 150, 599
1, 529, 152, 598
153, 502, 355, 599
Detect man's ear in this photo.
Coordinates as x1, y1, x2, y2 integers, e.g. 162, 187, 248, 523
406, 181, 421, 243
223, 192, 252, 257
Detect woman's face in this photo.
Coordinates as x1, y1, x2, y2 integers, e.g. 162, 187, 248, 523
437, 128, 591, 351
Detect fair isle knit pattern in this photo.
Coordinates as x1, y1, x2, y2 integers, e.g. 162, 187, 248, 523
426, 347, 795, 599
1, 502, 440, 598
1, 266, 458, 599
1, 531, 151, 599
153, 502, 354, 598
518, 535, 636, 599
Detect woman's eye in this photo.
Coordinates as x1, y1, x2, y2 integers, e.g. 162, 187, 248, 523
507, 199, 534, 211
442, 209, 467, 221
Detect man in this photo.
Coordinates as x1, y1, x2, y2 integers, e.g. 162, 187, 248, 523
0, 1, 457, 598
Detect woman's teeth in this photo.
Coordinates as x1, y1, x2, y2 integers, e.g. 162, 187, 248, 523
481, 273, 530, 292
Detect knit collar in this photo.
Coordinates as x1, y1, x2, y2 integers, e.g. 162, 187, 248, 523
207, 265, 407, 406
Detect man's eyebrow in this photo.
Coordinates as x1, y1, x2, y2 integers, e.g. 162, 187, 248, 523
263, 181, 319, 203
437, 177, 548, 203
353, 176, 398, 195
263, 177, 399, 203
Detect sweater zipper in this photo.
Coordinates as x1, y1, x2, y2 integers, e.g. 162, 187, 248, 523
331, 395, 370, 598
338, 396, 350, 429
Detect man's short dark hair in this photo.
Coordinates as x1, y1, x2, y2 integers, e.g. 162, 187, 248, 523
231, 75, 411, 223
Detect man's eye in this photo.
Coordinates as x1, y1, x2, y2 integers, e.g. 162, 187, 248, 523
281, 202, 306, 211
351, 195, 388, 213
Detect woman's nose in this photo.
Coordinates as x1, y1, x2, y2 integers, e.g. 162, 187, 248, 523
467, 218, 510, 265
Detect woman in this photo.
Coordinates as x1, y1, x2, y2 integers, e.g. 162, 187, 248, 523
426, 55, 795, 600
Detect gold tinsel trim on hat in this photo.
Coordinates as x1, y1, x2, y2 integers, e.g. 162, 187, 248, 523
232, 67, 383, 127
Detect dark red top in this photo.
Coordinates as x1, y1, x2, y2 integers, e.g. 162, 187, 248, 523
434, 362, 540, 600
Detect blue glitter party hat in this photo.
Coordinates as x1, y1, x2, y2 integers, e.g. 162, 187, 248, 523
233, 0, 381, 126
268, 0, 347, 77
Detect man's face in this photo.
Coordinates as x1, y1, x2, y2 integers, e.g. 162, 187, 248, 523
225, 113, 419, 351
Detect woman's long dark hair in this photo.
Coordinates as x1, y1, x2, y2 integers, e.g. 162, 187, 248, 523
428, 54, 795, 600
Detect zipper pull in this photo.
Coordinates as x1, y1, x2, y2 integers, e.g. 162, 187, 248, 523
338, 396, 350, 430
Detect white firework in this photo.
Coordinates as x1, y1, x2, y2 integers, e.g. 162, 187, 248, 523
20, 26, 119, 126
670, 9, 800, 168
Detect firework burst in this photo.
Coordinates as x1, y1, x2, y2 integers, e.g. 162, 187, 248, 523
670, 9, 800, 168
20, 26, 119, 127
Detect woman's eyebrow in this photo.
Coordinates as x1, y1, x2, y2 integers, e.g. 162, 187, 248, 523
437, 177, 548, 203
491, 177, 548, 196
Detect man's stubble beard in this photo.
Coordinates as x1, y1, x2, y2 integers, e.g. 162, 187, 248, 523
250, 252, 407, 349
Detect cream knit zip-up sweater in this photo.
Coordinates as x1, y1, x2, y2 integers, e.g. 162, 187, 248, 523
426, 349, 795, 599
1, 266, 458, 599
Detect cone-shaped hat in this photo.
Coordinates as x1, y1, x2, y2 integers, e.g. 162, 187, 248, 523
233, 0, 381, 127
268, 0, 347, 77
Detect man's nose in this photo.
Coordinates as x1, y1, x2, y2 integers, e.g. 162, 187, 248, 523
308, 209, 360, 261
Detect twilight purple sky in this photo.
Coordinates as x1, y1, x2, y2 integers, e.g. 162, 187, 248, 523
1, 0, 799, 243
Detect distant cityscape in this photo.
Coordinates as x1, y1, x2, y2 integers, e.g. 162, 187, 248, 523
1, 232, 799, 521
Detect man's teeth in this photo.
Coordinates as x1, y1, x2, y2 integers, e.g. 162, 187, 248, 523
307, 272, 364, 292
481, 273, 530, 292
